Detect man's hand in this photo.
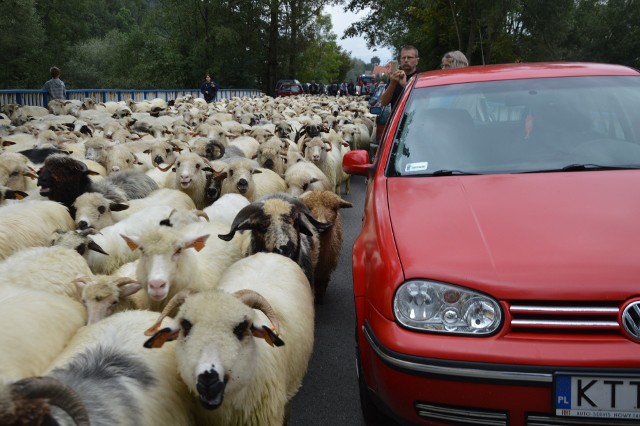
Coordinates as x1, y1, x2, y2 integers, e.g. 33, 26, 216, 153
390, 70, 408, 87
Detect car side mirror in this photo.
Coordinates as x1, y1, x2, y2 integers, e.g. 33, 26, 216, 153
342, 150, 373, 176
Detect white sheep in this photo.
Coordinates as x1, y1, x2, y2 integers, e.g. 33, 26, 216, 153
166, 151, 214, 209
0, 199, 75, 260
0, 285, 86, 381
301, 136, 344, 195
85, 205, 179, 274
73, 188, 196, 230
73, 274, 142, 325
256, 137, 288, 176
121, 218, 246, 312
0, 152, 37, 191
32, 309, 197, 425
143, 252, 315, 426
219, 157, 287, 202
0, 246, 93, 299
284, 158, 332, 197
339, 122, 371, 151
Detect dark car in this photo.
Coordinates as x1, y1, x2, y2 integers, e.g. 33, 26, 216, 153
343, 62, 640, 426
275, 82, 304, 97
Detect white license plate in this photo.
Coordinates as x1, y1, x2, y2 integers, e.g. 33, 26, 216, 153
555, 374, 640, 419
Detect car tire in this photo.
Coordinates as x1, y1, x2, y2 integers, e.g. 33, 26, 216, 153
356, 337, 398, 426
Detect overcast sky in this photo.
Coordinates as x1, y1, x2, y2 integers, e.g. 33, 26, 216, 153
323, 4, 395, 64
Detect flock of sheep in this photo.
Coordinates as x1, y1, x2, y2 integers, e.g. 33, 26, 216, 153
0, 92, 375, 425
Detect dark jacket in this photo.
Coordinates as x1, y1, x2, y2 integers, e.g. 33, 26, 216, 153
200, 80, 219, 102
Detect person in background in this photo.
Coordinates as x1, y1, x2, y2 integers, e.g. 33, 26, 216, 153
200, 73, 219, 103
309, 80, 319, 95
43, 66, 66, 104
347, 80, 355, 96
441, 50, 469, 69
379, 45, 420, 109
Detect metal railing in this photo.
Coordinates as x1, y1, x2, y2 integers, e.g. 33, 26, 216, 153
0, 88, 264, 107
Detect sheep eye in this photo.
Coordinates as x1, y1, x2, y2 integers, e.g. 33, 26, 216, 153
180, 319, 192, 337
176, 162, 181, 167
10, 171, 19, 177
233, 320, 250, 340
196, 164, 201, 169
126, 158, 131, 163
165, 149, 171, 154
302, 183, 309, 191
229, 170, 234, 177
111, 300, 119, 306
98, 206, 106, 214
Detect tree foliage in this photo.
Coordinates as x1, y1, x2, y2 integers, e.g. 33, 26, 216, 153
343, 0, 640, 71
2, 0, 639, 91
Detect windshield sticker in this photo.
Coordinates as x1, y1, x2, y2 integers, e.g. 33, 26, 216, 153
405, 162, 429, 172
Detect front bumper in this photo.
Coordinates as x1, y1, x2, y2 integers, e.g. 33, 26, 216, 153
360, 322, 640, 426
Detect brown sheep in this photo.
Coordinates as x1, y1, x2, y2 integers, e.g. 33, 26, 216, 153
299, 190, 353, 303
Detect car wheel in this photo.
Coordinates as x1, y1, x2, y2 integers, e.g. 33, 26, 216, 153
356, 336, 398, 426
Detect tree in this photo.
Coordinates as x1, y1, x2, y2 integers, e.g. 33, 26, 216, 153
371, 56, 381, 67
0, 0, 46, 88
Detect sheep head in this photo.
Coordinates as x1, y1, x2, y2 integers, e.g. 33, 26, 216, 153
218, 194, 332, 259
37, 154, 98, 210
144, 288, 284, 410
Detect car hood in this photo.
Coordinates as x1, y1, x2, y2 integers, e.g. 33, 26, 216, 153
387, 171, 640, 300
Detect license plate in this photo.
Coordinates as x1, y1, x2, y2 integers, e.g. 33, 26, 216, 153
555, 374, 640, 419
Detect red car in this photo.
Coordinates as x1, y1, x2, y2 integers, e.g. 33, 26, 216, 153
275, 82, 304, 97
344, 62, 640, 426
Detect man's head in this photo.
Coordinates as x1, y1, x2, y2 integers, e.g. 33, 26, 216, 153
399, 46, 419, 74
50, 66, 61, 78
441, 51, 469, 69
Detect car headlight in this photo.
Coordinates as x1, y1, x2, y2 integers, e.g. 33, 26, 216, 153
394, 280, 502, 335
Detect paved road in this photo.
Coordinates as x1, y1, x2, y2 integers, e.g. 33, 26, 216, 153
290, 176, 368, 426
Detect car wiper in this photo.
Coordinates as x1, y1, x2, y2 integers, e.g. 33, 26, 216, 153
561, 163, 640, 171
427, 169, 480, 176
517, 164, 640, 174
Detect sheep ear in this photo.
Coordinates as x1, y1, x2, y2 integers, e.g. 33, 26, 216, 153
88, 240, 109, 255
121, 234, 139, 251
6, 189, 29, 200
184, 234, 209, 252
251, 324, 285, 347
144, 327, 180, 349
110, 201, 130, 212
120, 283, 142, 297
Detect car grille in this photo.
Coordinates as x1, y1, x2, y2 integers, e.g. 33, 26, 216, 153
527, 413, 640, 425
415, 402, 508, 425
509, 302, 620, 334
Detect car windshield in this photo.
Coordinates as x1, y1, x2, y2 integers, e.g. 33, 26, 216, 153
387, 76, 640, 176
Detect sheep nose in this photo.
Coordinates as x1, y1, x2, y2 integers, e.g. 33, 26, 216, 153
312, 155, 320, 162
154, 155, 164, 164
276, 241, 295, 257
148, 279, 167, 291
264, 159, 274, 169
197, 368, 226, 409
77, 221, 89, 230
111, 166, 120, 173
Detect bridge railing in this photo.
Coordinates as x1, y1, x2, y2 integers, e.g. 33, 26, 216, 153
0, 88, 264, 107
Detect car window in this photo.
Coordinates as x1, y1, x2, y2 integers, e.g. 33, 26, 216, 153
387, 76, 640, 176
